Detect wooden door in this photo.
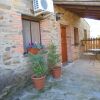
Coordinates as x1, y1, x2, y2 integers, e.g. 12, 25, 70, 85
61, 25, 68, 63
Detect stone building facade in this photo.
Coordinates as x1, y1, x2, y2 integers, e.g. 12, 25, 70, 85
0, 0, 90, 99
0, 0, 90, 65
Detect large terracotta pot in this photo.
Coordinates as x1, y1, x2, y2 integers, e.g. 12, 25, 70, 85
31, 75, 45, 90
28, 48, 40, 54
51, 67, 61, 79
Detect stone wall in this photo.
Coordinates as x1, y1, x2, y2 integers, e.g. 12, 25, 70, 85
52, 5, 90, 61
0, 0, 11, 9
0, 1, 33, 99
12, 0, 33, 16
40, 5, 90, 61
0, 0, 25, 65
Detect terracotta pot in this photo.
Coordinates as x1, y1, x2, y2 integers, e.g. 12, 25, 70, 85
31, 75, 45, 90
51, 67, 61, 79
28, 48, 40, 54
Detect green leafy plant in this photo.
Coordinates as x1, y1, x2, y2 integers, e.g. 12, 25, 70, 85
29, 50, 48, 78
47, 43, 60, 70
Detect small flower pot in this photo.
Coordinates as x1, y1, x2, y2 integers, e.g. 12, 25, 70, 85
51, 67, 61, 79
28, 48, 40, 54
31, 75, 45, 90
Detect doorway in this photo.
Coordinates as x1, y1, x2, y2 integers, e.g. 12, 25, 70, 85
60, 25, 68, 63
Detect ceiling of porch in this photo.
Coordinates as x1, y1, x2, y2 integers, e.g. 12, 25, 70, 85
54, 1, 100, 20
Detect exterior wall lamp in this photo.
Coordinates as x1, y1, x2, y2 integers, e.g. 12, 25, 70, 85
55, 13, 64, 21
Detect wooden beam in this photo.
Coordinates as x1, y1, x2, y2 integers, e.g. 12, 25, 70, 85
64, 9, 100, 20
61, 5, 86, 10
77, 13, 100, 16
65, 9, 100, 14
59, 5, 100, 20
55, 2, 100, 20
61, 5, 100, 11
76, 13, 100, 19
54, 1, 100, 6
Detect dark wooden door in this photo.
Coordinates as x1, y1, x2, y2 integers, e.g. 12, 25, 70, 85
61, 25, 68, 63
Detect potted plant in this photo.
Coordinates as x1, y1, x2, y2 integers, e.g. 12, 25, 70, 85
27, 42, 43, 54
29, 50, 48, 90
47, 43, 61, 79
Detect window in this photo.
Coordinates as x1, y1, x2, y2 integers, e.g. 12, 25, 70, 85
74, 27, 79, 46
84, 29, 87, 39
22, 19, 40, 52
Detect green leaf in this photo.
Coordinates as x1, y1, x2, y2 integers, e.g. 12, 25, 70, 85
28, 50, 48, 78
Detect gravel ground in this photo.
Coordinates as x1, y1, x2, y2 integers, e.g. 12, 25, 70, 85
12, 59, 100, 100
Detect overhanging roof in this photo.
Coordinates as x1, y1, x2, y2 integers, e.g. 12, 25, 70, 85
54, 0, 100, 20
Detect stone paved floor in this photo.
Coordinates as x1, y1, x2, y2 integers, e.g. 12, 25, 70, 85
13, 59, 100, 100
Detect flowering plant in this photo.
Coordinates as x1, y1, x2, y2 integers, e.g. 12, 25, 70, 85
27, 42, 44, 49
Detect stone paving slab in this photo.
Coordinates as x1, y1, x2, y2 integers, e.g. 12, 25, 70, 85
5, 59, 100, 100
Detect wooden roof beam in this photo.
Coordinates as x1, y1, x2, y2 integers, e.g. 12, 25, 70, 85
54, 1, 100, 6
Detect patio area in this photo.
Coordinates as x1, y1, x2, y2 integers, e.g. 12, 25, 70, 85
12, 59, 100, 100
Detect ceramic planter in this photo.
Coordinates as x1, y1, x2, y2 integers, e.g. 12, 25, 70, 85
51, 67, 61, 79
28, 48, 40, 54
31, 75, 45, 90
